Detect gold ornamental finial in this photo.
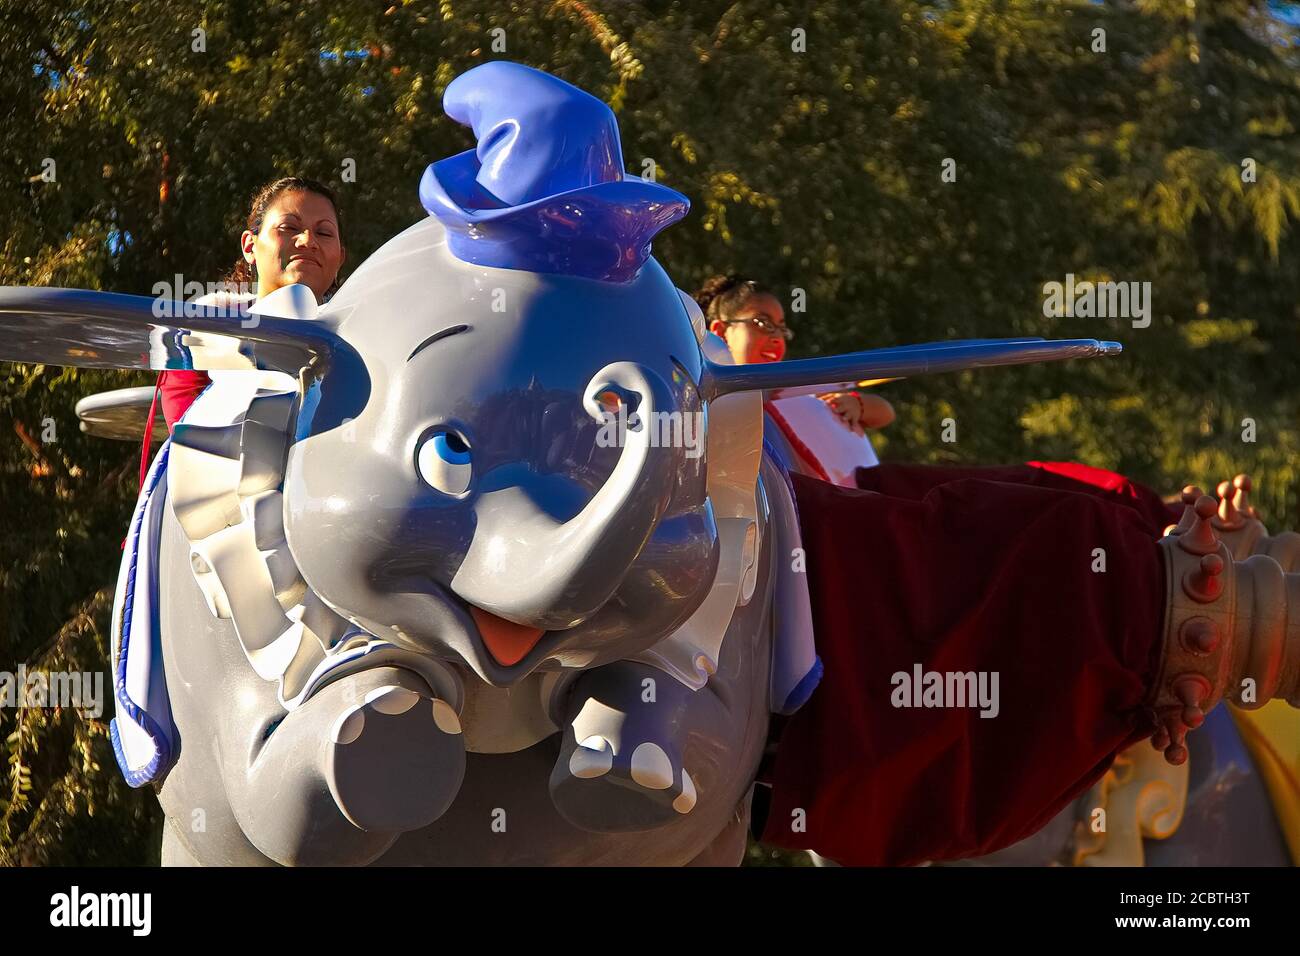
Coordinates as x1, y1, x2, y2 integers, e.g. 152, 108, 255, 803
1166, 486, 1205, 537
1232, 473, 1255, 519
1215, 480, 1243, 530
1177, 494, 1220, 557
1214, 473, 1256, 531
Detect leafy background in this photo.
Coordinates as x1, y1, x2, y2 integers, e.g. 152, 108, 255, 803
1, 0, 1297, 865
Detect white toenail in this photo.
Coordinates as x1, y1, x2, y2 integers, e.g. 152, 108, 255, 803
364, 685, 420, 715
630, 742, 673, 790
331, 706, 365, 745
569, 736, 613, 778
431, 699, 462, 735
673, 770, 697, 814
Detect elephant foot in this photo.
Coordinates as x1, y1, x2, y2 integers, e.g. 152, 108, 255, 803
549, 725, 698, 832
324, 668, 467, 832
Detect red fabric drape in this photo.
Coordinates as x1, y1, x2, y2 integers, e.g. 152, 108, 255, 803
760, 471, 1166, 865
158, 370, 212, 430
134, 369, 211, 502
136, 375, 164, 491
854, 460, 1180, 536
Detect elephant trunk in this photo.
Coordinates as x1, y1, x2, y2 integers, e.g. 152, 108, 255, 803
452, 362, 683, 632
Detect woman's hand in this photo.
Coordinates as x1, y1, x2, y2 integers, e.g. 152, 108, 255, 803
819, 390, 896, 434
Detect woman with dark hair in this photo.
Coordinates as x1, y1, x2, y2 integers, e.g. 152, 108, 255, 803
693, 274, 896, 428
692, 274, 895, 485
692, 274, 792, 365
155, 177, 347, 430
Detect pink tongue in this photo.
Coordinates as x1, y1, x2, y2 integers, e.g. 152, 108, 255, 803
469, 606, 545, 667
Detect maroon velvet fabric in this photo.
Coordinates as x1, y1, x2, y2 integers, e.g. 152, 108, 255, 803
854, 460, 1180, 536
760, 471, 1166, 865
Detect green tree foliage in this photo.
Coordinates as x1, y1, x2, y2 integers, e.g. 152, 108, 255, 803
1, 0, 1297, 864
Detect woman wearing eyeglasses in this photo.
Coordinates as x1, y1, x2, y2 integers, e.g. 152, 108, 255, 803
692, 274, 894, 486
694, 274, 793, 365
693, 274, 896, 429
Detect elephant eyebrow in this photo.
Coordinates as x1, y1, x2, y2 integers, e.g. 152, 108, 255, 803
407, 324, 470, 362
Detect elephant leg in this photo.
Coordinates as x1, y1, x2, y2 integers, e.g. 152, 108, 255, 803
160, 821, 203, 866
684, 784, 755, 866
548, 659, 745, 833
226, 665, 466, 865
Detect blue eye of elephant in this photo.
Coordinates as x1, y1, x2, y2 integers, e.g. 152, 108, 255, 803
416, 430, 472, 495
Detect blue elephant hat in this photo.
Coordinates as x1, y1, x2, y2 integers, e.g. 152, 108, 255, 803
419, 60, 689, 282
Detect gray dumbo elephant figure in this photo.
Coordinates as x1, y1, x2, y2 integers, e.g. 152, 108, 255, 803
0, 61, 1119, 865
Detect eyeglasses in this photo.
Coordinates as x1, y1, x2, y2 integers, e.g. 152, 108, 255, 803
719, 314, 794, 341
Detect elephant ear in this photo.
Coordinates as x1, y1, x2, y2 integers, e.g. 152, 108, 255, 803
0, 285, 339, 376
702, 337, 1123, 400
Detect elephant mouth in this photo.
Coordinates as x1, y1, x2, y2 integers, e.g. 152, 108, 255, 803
467, 606, 547, 667
364, 574, 572, 684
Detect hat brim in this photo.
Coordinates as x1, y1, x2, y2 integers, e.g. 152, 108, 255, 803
420, 151, 690, 282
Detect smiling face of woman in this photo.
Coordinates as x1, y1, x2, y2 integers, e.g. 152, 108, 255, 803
241, 189, 346, 301
709, 292, 789, 365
